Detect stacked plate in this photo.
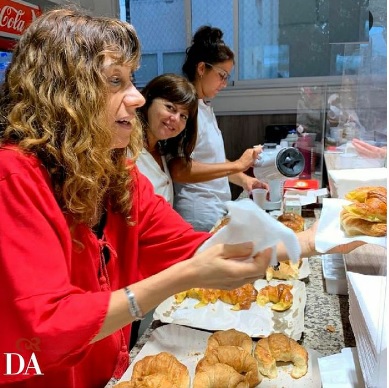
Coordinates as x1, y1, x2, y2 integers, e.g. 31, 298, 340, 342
347, 272, 387, 387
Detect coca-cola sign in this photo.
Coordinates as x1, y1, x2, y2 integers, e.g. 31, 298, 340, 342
0, 0, 41, 40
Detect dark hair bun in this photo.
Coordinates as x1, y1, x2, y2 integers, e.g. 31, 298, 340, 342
192, 25, 224, 47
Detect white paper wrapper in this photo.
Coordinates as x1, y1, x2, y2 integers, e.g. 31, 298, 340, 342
118, 324, 322, 388
200, 199, 301, 266
154, 279, 306, 340
315, 198, 387, 253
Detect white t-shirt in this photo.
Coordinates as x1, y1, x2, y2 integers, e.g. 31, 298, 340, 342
173, 99, 231, 231
136, 148, 174, 205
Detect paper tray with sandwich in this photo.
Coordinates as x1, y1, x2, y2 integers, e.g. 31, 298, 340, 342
153, 199, 306, 340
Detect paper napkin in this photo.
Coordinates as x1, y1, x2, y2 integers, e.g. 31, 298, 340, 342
198, 199, 301, 266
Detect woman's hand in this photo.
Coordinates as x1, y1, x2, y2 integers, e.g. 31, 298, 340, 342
295, 221, 366, 259
190, 242, 272, 290
242, 176, 269, 193
235, 147, 262, 172
352, 138, 387, 159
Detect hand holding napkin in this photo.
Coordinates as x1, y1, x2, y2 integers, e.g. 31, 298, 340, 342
197, 199, 301, 266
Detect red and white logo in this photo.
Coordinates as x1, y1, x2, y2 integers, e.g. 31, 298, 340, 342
0, 0, 42, 40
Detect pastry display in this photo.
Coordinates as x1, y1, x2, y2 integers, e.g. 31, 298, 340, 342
174, 283, 257, 311
256, 283, 293, 311
196, 345, 261, 388
341, 186, 387, 237
254, 333, 308, 379
129, 352, 190, 388
206, 328, 253, 355
193, 363, 249, 388
277, 212, 305, 233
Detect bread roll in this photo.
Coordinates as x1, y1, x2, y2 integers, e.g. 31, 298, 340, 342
193, 363, 249, 388
277, 212, 305, 233
254, 333, 308, 379
196, 346, 261, 388
131, 352, 189, 388
206, 329, 253, 355
256, 283, 293, 311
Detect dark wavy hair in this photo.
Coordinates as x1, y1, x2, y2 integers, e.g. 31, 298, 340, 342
0, 7, 143, 226
137, 73, 198, 163
182, 26, 235, 82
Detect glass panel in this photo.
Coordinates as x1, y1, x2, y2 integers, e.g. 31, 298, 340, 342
134, 54, 158, 86
238, 0, 371, 80
191, 0, 234, 49
128, 0, 186, 87
163, 52, 186, 76
125, 0, 384, 86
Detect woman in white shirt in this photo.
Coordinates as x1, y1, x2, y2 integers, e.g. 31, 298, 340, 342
136, 73, 198, 205
169, 26, 268, 231
132, 73, 198, 348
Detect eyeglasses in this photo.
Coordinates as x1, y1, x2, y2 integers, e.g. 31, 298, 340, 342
204, 63, 231, 83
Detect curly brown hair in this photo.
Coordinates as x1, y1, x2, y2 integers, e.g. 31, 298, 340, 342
0, 7, 144, 226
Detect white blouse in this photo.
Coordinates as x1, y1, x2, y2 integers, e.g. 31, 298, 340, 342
136, 148, 174, 205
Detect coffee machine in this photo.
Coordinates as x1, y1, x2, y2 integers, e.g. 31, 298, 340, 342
253, 145, 305, 210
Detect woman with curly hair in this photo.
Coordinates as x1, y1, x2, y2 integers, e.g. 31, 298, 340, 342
0, 7, 363, 388
136, 73, 198, 206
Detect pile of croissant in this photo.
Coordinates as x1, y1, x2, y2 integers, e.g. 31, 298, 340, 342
340, 186, 387, 237
175, 283, 258, 311
175, 281, 294, 312
117, 329, 309, 387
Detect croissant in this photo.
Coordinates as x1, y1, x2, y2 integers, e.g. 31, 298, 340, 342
175, 288, 221, 308
266, 260, 301, 281
131, 352, 190, 388
256, 283, 293, 311
254, 333, 308, 379
175, 284, 257, 311
206, 329, 253, 355
345, 186, 387, 204
196, 346, 261, 388
209, 216, 231, 233
116, 374, 179, 388
277, 212, 305, 233
340, 209, 387, 237
218, 283, 258, 310
193, 363, 249, 388
340, 186, 387, 237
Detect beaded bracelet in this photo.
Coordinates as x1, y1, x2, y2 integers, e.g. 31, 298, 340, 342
124, 287, 144, 321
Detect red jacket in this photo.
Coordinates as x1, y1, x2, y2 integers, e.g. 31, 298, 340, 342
0, 146, 209, 388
